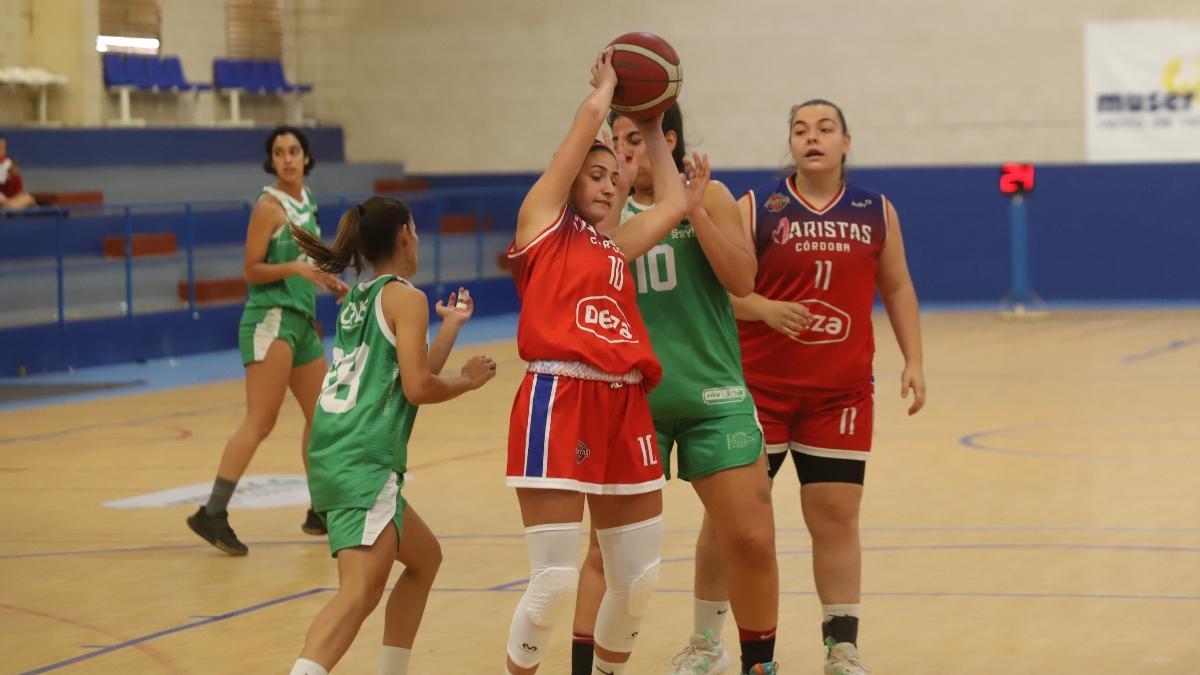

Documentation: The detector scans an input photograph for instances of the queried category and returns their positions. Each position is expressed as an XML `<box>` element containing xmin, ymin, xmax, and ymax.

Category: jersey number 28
<box><xmin>319</xmin><ymin>344</ymin><xmax>370</xmax><ymax>413</ymax></box>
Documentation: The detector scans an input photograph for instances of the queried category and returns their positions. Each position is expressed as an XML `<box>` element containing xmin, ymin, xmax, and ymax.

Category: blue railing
<box><xmin>0</xmin><ymin>186</ymin><xmax>527</xmax><ymax>331</ymax></box>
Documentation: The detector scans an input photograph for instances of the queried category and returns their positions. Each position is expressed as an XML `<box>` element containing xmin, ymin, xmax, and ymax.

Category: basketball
<box><xmin>607</xmin><ymin>32</ymin><xmax>683</xmax><ymax>119</ymax></box>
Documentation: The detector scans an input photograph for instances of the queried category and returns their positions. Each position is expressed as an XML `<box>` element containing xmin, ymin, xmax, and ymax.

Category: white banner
<box><xmin>1085</xmin><ymin>21</ymin><xmax>1200</xmax><ymax>162</ymax></box>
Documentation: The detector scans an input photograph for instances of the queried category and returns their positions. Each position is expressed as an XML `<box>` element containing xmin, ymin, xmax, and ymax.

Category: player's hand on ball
<box><xmin>462</xmin><ymin>355</ymin><xmax>497</xmax><ymax>388</ymax></box>
<box><xmin>901</xmin><ymin>364</ymin><xmax>926</xmax><ymax>415</ymax></box>
<box><xmin>436</xmin><ymin>287</ymin><xmax>474</xmax><ymax>323</ymax></box>
<box><xmin>763</xmin><ymin>299</ymin><xmax>813</xmax><ymax>339</ymax></box>
<box><xmin>590</xmin><ymin>47</ymin><xmax>617</xmax><ymax>90</ymax></box>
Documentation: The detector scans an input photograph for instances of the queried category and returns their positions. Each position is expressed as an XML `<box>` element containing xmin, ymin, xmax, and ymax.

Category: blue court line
<box><xmin>22</xmin><ymin>578</ymin><xmax>1200</xmax><ymax>673</ymax></box>
<box><xmin>960</xmin><ymin>417</ymin><xmax>1200</xmax><ymax>463</ymax></box>
<box><xmin>0</xmin><ymin>313</ymin><xmax>521</xmax><ymax>413</ymax></box>
<box><xmin>1121</xmin><ymin>336</ymin><xmax>1200</xmax><ymax>364</ymax></box>
<box><xmin>19</xmin><ymin>587</ymin><xmax>327</xmax><ymax>674</ymax></box>
<box><xmin>7</xmin><ymin>524</ymin><xmax>1200</xmax><ymax>561</ymax></box>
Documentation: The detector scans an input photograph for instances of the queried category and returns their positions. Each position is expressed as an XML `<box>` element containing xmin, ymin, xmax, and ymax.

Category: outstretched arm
<box><xmin>514</xmin><ymin>49</ymin><xmax>618</xmax><ymax>250</ymax></box>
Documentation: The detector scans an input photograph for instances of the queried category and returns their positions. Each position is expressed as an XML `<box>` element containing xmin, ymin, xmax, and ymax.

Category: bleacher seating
<box><xmin>102</xmin><ymin>53</ymin><xmax>212</xmax><ymax>127</ymax></box>
<box><xmin>0</xmin><ymin>66</ymin><xmax>67</xmax><ymax>126</ymax></box>
<box><xmin>213</xmin><ymin>58</ymin><xmax>312</xmax><ymax>127</ymax></box>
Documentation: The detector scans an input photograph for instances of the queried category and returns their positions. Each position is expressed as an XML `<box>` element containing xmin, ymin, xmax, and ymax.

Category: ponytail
<box><xmin>291</xmin><ymin>197</ymin><xmax>413</xmax><ymax>276</ymax></box>
<box><xmin>292</xmin><ymin>206</ymin><xmax>363</xmax><ymax>274</ymax></box>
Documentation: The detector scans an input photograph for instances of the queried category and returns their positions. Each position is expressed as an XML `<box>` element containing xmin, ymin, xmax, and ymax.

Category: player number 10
<box><xmin>637</xmin><ymin>434</ymin><xmax>658</xmax><ymax>467</ymax></box>
<box><xmin>635</xmin><ymin>244</ymin><xmax>678</xmax><ymax>294</ymax></box>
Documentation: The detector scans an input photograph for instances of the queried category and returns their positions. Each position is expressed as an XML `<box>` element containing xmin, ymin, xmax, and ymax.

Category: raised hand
<box><xmin>681</xmin><ymin>151</ymin><xmax>711</xmax><ymax>215</ymax></box>
<box><xmin>435</xmin><ymin>287</ymin><xmax>475</xmax><ymax>325</ymax></box>
<box><xmin>590</xmin><ymin>47</ymin><xmax>617</xmax><ymax>90</ymax></box>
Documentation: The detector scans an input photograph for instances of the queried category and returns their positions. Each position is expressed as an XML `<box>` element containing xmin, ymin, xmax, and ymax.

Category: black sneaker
<box><xmin>301</xmin><ymin>508</ymin><xmax>326</xmax><ymax>536</ymax></box>
<box><xmin>187</xmin><ymin>506</ymin><xmax>248</xmax><ymax>556</ymax></box>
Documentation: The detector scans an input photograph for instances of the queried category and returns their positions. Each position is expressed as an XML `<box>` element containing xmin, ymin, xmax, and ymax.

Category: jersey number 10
<box><xmin>634</xmin><ymin>244</ymin><xmax>678</xmax><ymax>294</ymax></box>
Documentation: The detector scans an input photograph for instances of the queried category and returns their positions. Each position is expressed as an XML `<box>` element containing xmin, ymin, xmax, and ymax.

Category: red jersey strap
<box><xmin>508</xmin><ymin>203</ymin><xmax>570</xmax><ymax>259</ymax></box>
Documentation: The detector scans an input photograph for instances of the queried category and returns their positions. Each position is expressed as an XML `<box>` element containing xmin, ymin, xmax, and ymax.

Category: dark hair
<box><xmin>263</xmin><ymin>125</ymin><xmax>315</xmax><ymax>175</ymax></box>
<box><xmin>789</xmin><ymin>99</ymin><xmax>849</xmax><ymax>179</ymax></box>
<box><xmin>292</xmin><ymin>196</ymin><xmax>412</xmax><ymax>275</ymax></box>
<box><xmin>607</xmin><ymin>101</ymin><xmax>687</xmax><ymax>172</ymax></box>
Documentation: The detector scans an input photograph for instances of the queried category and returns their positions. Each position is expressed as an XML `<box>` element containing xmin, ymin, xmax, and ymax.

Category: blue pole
<box><xmin>474</xmin><ymin>195</ymin><xmax>485</xmax><ymax>280</ymax></box>
<box><xmin>55</xmin><ymin>209</ymin><xmax>65</xmax><ymax>331</ymax></box>
<box><xmin>1009</xmin><ymin>194</ymin><xmax>1030</xmax><ymax>305</ymax></box>
<box><xmin>432</xmin><ymin>197</ymin><xmax>444</xmax><ymax>299</ymax></box>
<box><xmin>185</xmin><ymin>203</ymin><xmax>196</xmax><ymax>314</ymax></box>
<box><xmin>123</xmin><ymin>205</ymin><xmax>134</xmax><ymax>318</ymax></box>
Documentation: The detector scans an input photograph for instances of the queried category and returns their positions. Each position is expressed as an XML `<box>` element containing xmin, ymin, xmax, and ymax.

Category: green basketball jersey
<box><xmin>623</xmin><ymin>198</ymin><xmax>754</xmax><ymax>419</ymax></box>
<box><xmin>245</xmin><ymin>185</ymin><xmax>320</xmax><ymax>319</ymax></box>
<box><xmin>307</xmin><ymin>275</ymin><xmax>419</xmax><ymax>512</ymax></box>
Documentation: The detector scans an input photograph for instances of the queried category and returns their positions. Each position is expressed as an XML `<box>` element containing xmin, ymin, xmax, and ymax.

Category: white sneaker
<box><xmin>824</xmin><ymin>641</ymin><xmax>868</xmax><ymax>675</ymax></box>
<box><xmin>669</xmin><ymin>631</ymin><xmax>732</xmax><ymax>675</ymax></box>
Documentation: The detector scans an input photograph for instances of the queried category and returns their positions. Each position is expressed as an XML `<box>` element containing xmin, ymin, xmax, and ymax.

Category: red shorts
<box><xmin>749</xmin><ymin>380</ymin><xmax>874</xmax><ymax>460</ymax></box>
<box><xmin>507</xmin><ymin>372</ymin><xmax>666</xmax><ymax>495</ymax></box>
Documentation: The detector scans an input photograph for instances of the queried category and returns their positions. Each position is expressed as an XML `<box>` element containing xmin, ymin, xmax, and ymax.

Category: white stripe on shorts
<box><xmin>252</xmin><ymin>307</ymin><xmax>283</xmax><ymax>361</ymax></box>
<box><xmin>361</xmin><ymin>472</ymin><xmax>399</xmax><ymax>547</ymax></box>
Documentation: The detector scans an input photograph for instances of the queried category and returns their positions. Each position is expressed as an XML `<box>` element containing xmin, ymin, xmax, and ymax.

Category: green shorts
<box><xmin>656</xmin><ymin>413</ymin><xmax>765</xmax><ymax>481</ymax></box>
<box><xmin>237</xmin><ymin>306</ymin><xmax>323</xmax><ymax>367</ymax></box>
<box><xmin>322</xmin><ymin>472</ymin><xmax>407</xmax><ymax>558</ymax></box>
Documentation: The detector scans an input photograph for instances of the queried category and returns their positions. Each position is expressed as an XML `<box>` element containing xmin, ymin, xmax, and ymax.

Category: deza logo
<box><xmin>796</xmin><ymin>299</ymin><xmax>851</xmax><ymax>345</ymax></box>
<box><xmin>1096</xmin><ymin>55</ymin><xmax>1198</xmax><ymax>114</ymax></box>
<box><xmin>576</xmin><ymin>296</ymin><xmax>637</xmax><ymax>343</ymax></box>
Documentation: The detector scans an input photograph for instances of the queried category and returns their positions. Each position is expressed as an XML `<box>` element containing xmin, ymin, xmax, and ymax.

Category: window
<box><xmin>226</xmin><ymin>0</ymin><xmax>283</xmax><ymax>59</ymax></box>
<box><xmin>97</xmin><ymin>0</ymin><xmax>161</xmax><ymax>54</ymax></box>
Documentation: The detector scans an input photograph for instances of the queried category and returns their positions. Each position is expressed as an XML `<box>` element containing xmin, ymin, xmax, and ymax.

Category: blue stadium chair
<box><xmin>269</xmin><ymin>60</ymin><xmax>312</xmax><ymax>94</ymax></box>
<box><xmin>251</xmin><ymin>60</ymin><xmax>281</xmax><ymax>93</ymax></box>
<box><xmin>162</xmin><ymin>56</ymin><xmax>212</xmax><ymax>92</ymax></box>
<box><xmin>213</xmin><ymin>58</ymin><xmax>253</xmax><ymax>127</ymax></box>
<box><xmin>102</xmin><ymin>53</ymin><xmax>143</xmax><ymax>127</ymax></box>
<box><xmin>235</xmin><ymin>59</ymin><xmax>268</xmax><ymax>94</ymax></box>
<box><xmin>124</xmin><ymin>54</ymin><xmax>155</xmax><ymax>92</ymax></box>
<box><xmin>102</xmin><ymin>53</ymin><xmax>131</xmax><ymax>87</ymax></box>
<box><xmin>145</xmin><ymin>56</ymin><xmax>173</xmax><ymax>91</ymax></box>
<box><xmin>213</xmin><ymin>58</ymin><xmax>241</xmax><ymax>91</ymax></box>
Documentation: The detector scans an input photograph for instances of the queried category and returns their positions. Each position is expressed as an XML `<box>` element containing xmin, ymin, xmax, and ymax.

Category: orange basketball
<box><xmin>607</xmin><ymin>32</ymin><xmax>683</xmax><ymax>119</ymax></box>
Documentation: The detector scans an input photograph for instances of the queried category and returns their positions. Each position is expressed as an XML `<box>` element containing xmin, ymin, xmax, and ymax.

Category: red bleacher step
<box><xmin>373</xmin><ymin>178</ymin><xmax>430</xmax><ymax>193</ymax></box>
<box><xmin>102</xmin><ymin>233</ymin><xmax>178</xmax><ymax>258</ymax></box>
<box><xmin>177</xmin><ymin>277</ymin><xmax>247</xmax><ymax>304</ymax></box>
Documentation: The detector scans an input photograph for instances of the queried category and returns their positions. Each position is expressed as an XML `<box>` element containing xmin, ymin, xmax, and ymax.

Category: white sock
<box><xmin>380</xmin><ymin>645</ymin><xmax>411</xmax><ymax>675</ymax></box>
<box><xmin>694</xmin><ymin>597</ymin><xmax>730</xmax><ymax>641</ymax></box>
<box><xmin>593</xmin><ymin>655</ymin><xmax>628</xmax><ymax>674</ymax></box>
<box><xmin>290</xmin><ymin>658</ymin><xmax>328</xmax><ymax>675</ymax></box>
<box><xmin>822</xmin><ymin>603</ymin><xmax>861</xmax><ymax>621</ymax></box>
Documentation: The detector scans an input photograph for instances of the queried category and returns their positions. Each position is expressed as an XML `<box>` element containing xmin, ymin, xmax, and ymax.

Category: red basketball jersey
<box><xmin>739</xmin><ymin>178</ymin><xmax>888</xmax><ymax>395</ymax></box>
<box><xmin>508</xmin><ymin>204</ymin><xmax>662</xmax><ymax>388</ymax></box>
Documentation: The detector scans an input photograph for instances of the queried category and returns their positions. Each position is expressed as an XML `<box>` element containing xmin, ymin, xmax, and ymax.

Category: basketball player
<box><xmin>287</xmin><ymin>197</ymin><xmax>497</xmax><ymax>675</ymax></box>
<box><xmin>570</xmin><ymin>104</ymin><xmax>783</xmax><ymax>675</ymax></box>
<box><xmin>187</xmin><ymin>126</ymin><xmax>350</xmax><ymax>556</ymax></box>
<box><xmin>729</xmin><ymin>100</ymin><xmax>927</xmax><ymax>675</ymax></box>
<box><xmin>502</xmin><ymin>48</ymin><xmax>687</xmax><ymax>675</ymax></box>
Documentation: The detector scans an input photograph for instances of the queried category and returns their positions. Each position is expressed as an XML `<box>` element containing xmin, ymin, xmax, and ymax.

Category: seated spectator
<box><xmin>0</xmin><ymin>134</ymin><xmax>36</xmax><ymax>210</ymax></box>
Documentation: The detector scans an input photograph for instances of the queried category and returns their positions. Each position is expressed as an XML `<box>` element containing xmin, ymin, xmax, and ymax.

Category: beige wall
<box><xmin>19</xmin><ymin>0</ymin><xmax>102</xmax><ymax>126</ymax></box>
<box><xmin>0</xmin><ymin>0</ymin><xmax>31</xmax><ymax>122</ymax></box>
<box><xmin>288</xmin><ymin>0</ymin><xmax>1200</xmax><ymax>171</ymax></box>
<box><xmin>5</xmin><ymin>0</ymin><xmax>1200</xmax><ymax>167</ymax></box>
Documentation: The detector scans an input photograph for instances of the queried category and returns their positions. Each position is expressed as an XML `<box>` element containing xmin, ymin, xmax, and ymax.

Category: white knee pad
<box><xmin>593</xmin><ymin>515</ymin><xmax>663</xmax><ymax>653</ymax></box>
<box><xmin>506</xmin><ymin>522</ymin><xmax>581</xmax><ymax>668</ymax></box>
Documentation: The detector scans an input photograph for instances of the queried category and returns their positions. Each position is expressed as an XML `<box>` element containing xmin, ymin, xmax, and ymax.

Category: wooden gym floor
<box><xmin>2</xmin><ymin>308</ymin><xmax>1198</xmax><ymax>674</ymax></box>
